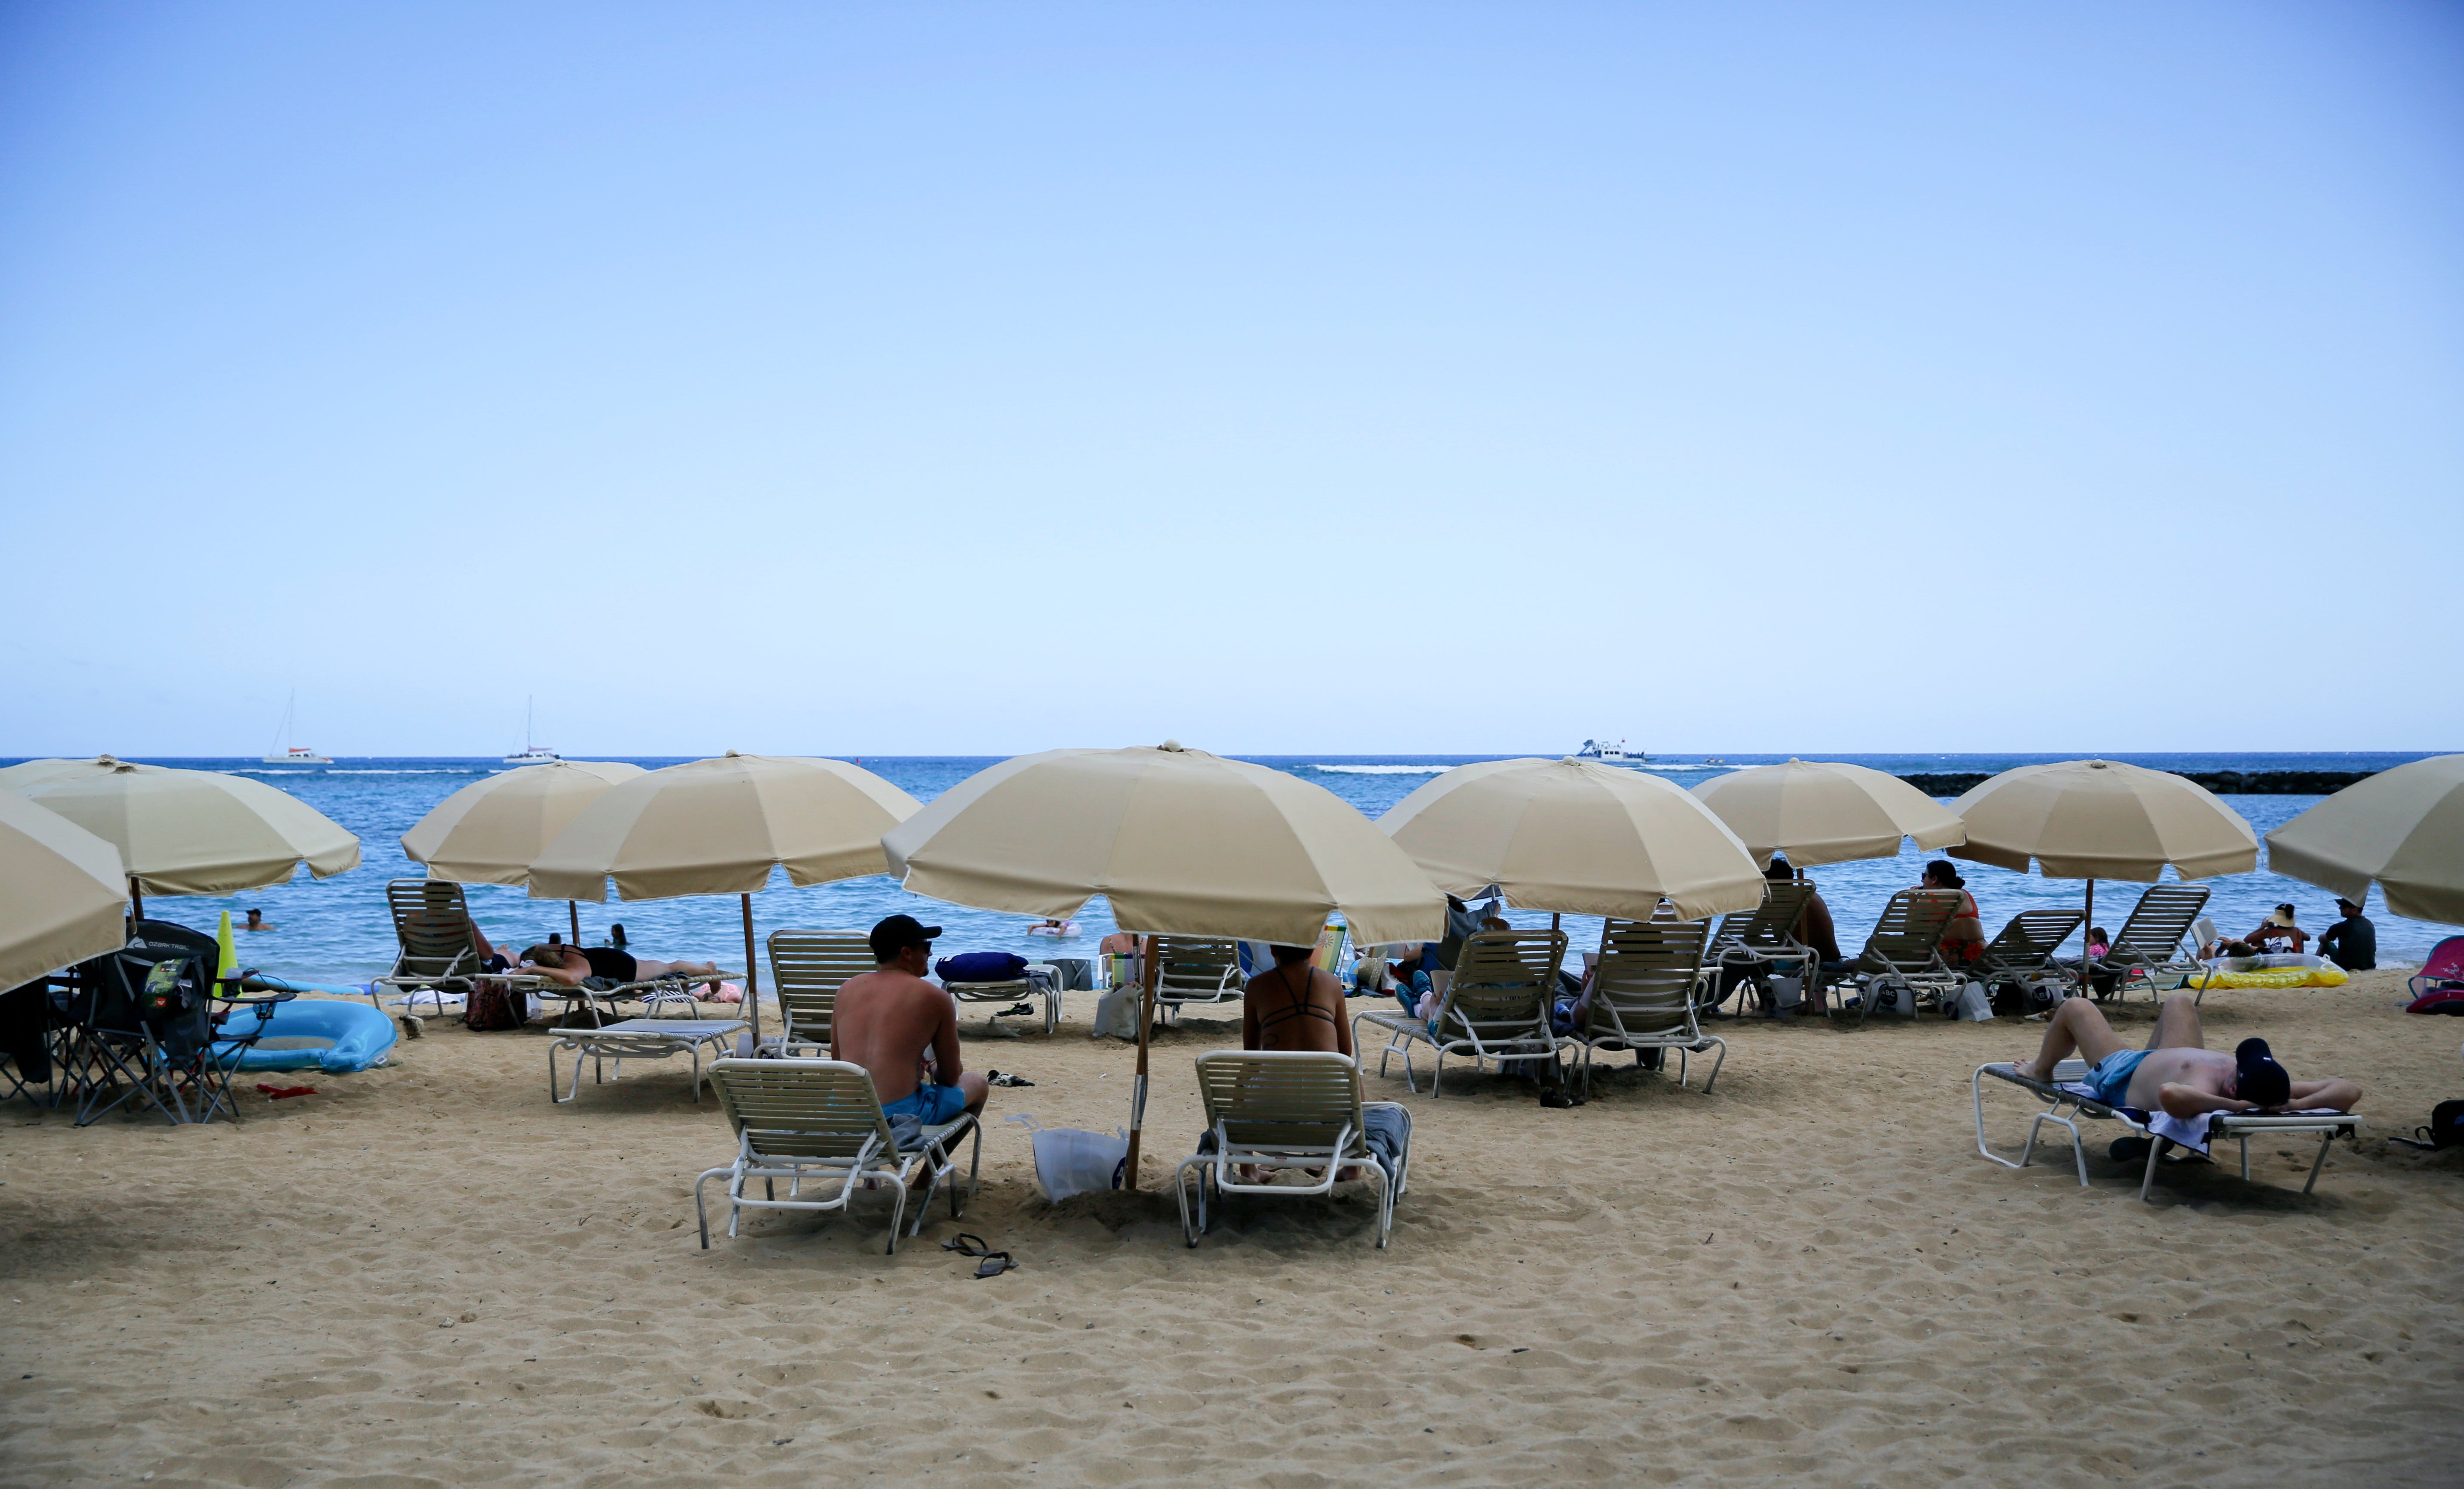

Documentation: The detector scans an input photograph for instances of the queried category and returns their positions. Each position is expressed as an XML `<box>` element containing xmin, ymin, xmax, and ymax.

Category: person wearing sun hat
<box><xmin>2316</xmin><ymin>896</ymin><xmax>2377</xmax><ymax>971</ymax></box>
<box><xmin>2244</xmin><ymin>903</ymin><xmax>2309</xmax><ymax>955</ymax></box>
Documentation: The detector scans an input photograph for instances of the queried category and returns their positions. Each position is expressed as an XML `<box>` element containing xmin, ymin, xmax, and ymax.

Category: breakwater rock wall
<box><xmin>1897</xmin><ymin>770</ymin><xmax>2377</xmax><ymax>797</ymax></box>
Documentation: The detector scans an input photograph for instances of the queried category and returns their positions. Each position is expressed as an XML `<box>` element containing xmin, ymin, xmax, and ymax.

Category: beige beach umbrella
<box><xmin>526</xmin><ymin>753</ymin><xmax>924</xmax><ymax>1045</ymax></box>
<box><xmin>1380</xmin><ymin>757</ymin><xmax>1765</xmax><ymax>922</ymax></box>
<box><xmin>402</xmin><ymin>760</ymin><xmax>647</xmax><ymax>943</ymax></box>
<box><xmin>1949</xmin><ymin>759</ymin><xmax>2257</xmax><ymax>955</ymax></box>
<box><xmin>0</xmin><ymin>788</ymin><xmax>130</xmax><ymax>990</ymax></box>
<box><xmin>2265</xmin><ymin>754</ymin><xmax>2464</xmax><ymax>925</ymax></box>
<box><xmin>10</xmin><ymin>756</ymin><xmax>362</xmax><ymax>920</ymax></box>
<box><xmin>1690</xmin><ymin>758</ymin><xmax>1966</xmax><ymax>869</ymax></box>
<box><xmin>882</xmin><ymin>741</ymin><xmax>1446</xmax><ymax>1186</ymax></box>
<box><xmin>0</xmin><ymin>758</ymin><xmax>87</xmax><ymax>790</ymax></box>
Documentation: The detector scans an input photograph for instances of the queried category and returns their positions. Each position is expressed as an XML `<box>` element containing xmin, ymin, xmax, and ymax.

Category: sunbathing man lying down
<box><xmin>2015</xmin><ymin>993</ymin><xmax>2360</xmax><ymax>1118</ymax></box>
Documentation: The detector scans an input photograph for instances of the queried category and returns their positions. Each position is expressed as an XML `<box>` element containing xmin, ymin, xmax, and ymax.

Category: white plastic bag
<box><xmin>1768</xmin><ymin>975</ymin><xmax>1803</xmax><ymax>1012</ymax></box>
<box><xmin>1008</xmin><ymin>1115</ymin><xmax>1127</xmax><ymax>1202</ymax></box>
<box><xmin>1955</xmin><ymin>980</ymin><xmax>1994</xmax><ymax>1021</ymax></box>
<box><xmin>1091</xmin><ymin>984</ymin><xmax>1142</xmax><ymax>1039</ymax></box>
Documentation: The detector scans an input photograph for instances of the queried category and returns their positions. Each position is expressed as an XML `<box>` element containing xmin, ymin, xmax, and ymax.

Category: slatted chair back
<box><xmin>1195</xmin><ymin>1050</ymin><xmax>1366</xmax><ymax>1158</ymax></box>
<box><xmin>708</xmin><ymin>1058</ymin><xmax>899</xmax><ymax>1162</ymax></box>
<box><xmin>1978</xmin><ymin>910</ymin><xmax>2087</xmax><ymax>974</ymax></box>
<box><xmin>766</xmin><ymin>931</ymin><xmax>875</xmax><ymax>1048</ymax></box>
<box><xmin>1584</xmin><ymin>917</ymin><xmax>1713</xmax><ymax>1042</ymax></box>
<box><xmin>386</xmin><ymin>879</ymin><xmax>483</xmax><ymax>978</ymax></box>
<box><xmin>1709</xmin><ymin>880</ymin><xmax>1816</xmax><ymax>957</ymax></box>
<box><xmin>1153</xmin><ymin>937</ymin><xmax>1243</xmax><ymax>1004</ymax></box>
<box><xmin>1856</xmin><ymin>890</ymin><xmax>1964</xmax><ymax>974</ymax></box>
<box><xmin>1432</xmin><ymin>928</ymin><xmax>1566</xmax><ymax>1045</ymax></box>
<box><xmin>2108</xmin><ymin>886</ymin><xmax>2210</xmax><ymax>964</ymax></box>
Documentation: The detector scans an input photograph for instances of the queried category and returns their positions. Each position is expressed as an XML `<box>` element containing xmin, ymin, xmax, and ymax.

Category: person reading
<box><xmin>832</xmin><ymin>914</ymin><xmax>987</xmax><ymax>1126</ymax></box>
<box><xmin>2013</xmin><ymin>992</ymin><xmax>2360</xmax><ymax>1118</ymax></box>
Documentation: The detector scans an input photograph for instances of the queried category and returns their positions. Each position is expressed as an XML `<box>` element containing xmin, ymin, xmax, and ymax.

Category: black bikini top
<box><xmin>1254</xmin><ymin>963</ymin><xmax>1337</xmax><ymax>1030</ymax></box>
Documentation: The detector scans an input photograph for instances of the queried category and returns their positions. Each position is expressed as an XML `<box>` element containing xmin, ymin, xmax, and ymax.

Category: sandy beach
<box><xmin>4</xmin><ymin>972</ymin><xmax>2459</xmax><ymax>1487</ymax></box>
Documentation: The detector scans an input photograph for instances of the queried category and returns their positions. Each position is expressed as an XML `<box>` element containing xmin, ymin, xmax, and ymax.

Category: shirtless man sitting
<box><xmin>2014</xmin><ymin>993</ymin><xmax>2360</xmax><ymax>1118</ymax></box>
<box><xmin>832</xmin><ymin>915</ymin><xmax>987</xmax><ymax>1126</ymax></box>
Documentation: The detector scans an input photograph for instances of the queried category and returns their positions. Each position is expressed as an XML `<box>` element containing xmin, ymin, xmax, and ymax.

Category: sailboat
<box><xmin>261</xmin><ymin>692</ymin><xmax>333</xmax><ymax>765</ymax></box>
<box><xmin>504</xmin><ymin>697</ymin><xmax>561</xmax><ymax>765</ymax></box>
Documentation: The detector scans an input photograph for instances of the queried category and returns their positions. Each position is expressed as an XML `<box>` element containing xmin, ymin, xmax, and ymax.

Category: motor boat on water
<box><xmin>1575</xmin><ymin>738</ymin><xmax>1648</xmax><ymax>765</ymax></box>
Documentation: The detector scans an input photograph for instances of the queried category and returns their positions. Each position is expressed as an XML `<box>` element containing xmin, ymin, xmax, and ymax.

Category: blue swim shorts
<box><xmin>881</xmin><ymin>1083</ymin><xmax>971</xmax><ymax>1125</ymax></box>
<box><xmin>2086</xmin><ymin>1048</ymin><xmax>2149</xmax><ymax>1107</ymax></box>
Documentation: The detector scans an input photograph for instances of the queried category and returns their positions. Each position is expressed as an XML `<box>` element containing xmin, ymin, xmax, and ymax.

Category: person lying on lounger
<box><xmin>2013</xmin><ymin>993</ymin><xmax>2360</xmax><ymax>1118</ymax></box>
<box><xmin>520</xmin><ymin>943</ymin><xmax>725</xmax><ymax>999</ymax></box>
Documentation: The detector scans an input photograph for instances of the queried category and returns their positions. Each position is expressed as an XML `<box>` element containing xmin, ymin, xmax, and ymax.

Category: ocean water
<box><xmin>8</xmin><ymin>751</ymin><xmax>2447</xmax><ymax>983</ymax></box>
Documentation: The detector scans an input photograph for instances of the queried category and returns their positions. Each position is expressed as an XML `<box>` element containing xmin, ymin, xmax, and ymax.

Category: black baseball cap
<box><xmin>2234</xmin><ymin>1038</ymin><xmax>2291</xmax><ymax>1107</ymax></box>
<box><xmin>869</xmin><ymin>913</ymin><xmax>942</xmax><ymax>961</ymax></box>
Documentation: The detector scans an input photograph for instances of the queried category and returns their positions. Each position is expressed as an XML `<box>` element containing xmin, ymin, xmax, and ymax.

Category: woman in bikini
<box><xmin>1239</xmin><ymin>943</ymin><xmax>1358</xmax><ymax>1178</ymax></box>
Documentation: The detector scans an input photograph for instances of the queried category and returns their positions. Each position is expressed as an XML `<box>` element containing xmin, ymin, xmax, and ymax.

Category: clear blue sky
<box><xmin>3</xmin><ymin>3</ymin><xmax>2457</xmax><ymax>758</ymax></box>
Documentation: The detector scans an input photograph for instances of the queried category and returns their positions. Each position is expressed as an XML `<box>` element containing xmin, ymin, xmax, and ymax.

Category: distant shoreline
<box><xmin>1898</xmin><ymin>769</ymin><xmax>2377</xmax><ymax>797</ymax></box>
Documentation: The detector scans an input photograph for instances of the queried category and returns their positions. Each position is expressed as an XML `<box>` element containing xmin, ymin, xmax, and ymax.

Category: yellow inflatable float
<box><xmin>2185</xmin><ymin>955</ymin><xmax>2349</xmax><ymax>991</ymax></box>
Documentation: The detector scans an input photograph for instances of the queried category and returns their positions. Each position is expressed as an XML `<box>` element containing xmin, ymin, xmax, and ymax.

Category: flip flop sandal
<box><xmin>986</xmin><ymin>1070</ymin><xmax>1035</xmax><ymax>1087</ymax></box>
<box><xmin>940</xmin><ymin>1234</ymin><xmax>1016</xmax><ymax>1278</ymax></box>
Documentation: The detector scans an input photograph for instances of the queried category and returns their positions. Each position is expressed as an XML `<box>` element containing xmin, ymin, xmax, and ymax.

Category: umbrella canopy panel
<box><xmin>402</xmin><ymin>760</ymin><xmax>647</xmax><ymax>884</ymax></box>
<box><xmin>882</xmin><ymin>743</ymin><xmax>1446</xmax><ymax>947</ymax></box>
<box><xmin>1949</xmin><ymin>760</ymin><xmax>2255</xmax><ymax>882</ymax></box>
<box><xmin>527</xmin><ymin>752</ymin><xmax>921</xmax><ymax>903</ymax></box>
<box><xmin>0</xmin><ymin>788</ymin><xmax>130</xmax><ymax>990</ymax></box>
<box><xmin>2266</xmin><ymin>754</ymin><xmax>2464</xmax><ymax>924</ymax></box>
<box><xmin>10</xmin><ymin>757</ymin><xmax>361</xmax><ymax>895</ymax></box>
<box><xmin>1381</xmin><ymin>757</ymin><xmax>1765</xmax><ymax>922</ymax></box>
<box><xmin>1691</xmin><ymin>758</ymin><xmax>1966</xmax><ymax>869</ymax></box>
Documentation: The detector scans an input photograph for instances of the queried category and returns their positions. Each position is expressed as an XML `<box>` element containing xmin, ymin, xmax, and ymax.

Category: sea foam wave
<box><xmin>1310</xmin><ymin>763</ymin><xmax>1452</xmax><ymax>775</ymax></box>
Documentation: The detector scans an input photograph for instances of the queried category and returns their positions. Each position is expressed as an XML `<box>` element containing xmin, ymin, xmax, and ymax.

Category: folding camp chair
<box><xmin>2092</xmin><ymin>886</ymin><xmax>2210</xmax><ymax>1002</ymax></box>
<box><xmin>694</xmin><ymin>1058</ymin><xmax>980</xmax><ymax>1254</ymax></box>
<box><xmin>1353</xmin><ymin>928</ymin><xmax>1567</xmax><ymax>1096</ymax></box>
<box><xmin>1573</xmin><ymin>917</ymin><xmax>1725</xmax><ymax>1095</ymax></box>
<box><xmin>1175</xmin><ymin>1050</ymin><xmax>1409</xmax><ymax>1249</ymax></box>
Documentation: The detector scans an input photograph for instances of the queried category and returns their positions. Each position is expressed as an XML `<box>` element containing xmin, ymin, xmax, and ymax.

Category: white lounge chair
<box><xmin>1825</xmin><ymin>889</ymin><xmax>1965</xmax><ymax>1022</ymax></box>
<box><xmin>764</xmin><ymin>930</ymin><xmax>876</xmax><ymax>1055</ymax></box>
<box><xmin>1152</xmin><ymin>937</ymin><xmax>1244</xmax><ymax>1024</ymax></box>
<box><xmin>693</xmin><ymin>1057</ymin><xmax>981</xmax><ymax>1253</ymax></box>
<box><xmin>1173</xmin><ymin>1050</ymin><xmax>1410</xmax><ymax>1249</ymax></box>
<box><xmin>1572</xmin><ymin>917</ymin><xmax>1725</xmax><ymax>1095</ymax></box>
<box><xmin>2093</xmin><ymin>885</ymin><xmax>2211</xmax><ymax>1002</ymax></box>
<box><xmin>546</xmin><ymin>1018</ymin><xmax>746</xmax><ymax>1104</ymax></box>
<box><xmin>373</xmin><ymin>879</ymin><xmax>549</xmax><ymax>1017</ymax></box>
<box><xmin>1972</xmin><ymin>1058</ymin><xmax>2362</xmax><ymax>1202</ymax></box>
<box><xmin>944</xmin><ymin>962</ymin><xmax>1062</xmax><ymax>1036</ymax></box>
<box><xmin>1352</xmin><ymin>928</ymin><xmax>1567</xmax><ymax>1097</ymax></box>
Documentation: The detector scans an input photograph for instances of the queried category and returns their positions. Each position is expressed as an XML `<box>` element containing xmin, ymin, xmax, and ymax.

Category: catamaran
<box><xmin>504</xmin><ymin>697</ymin><xmax>561</xmax><ymax>765</ymax></box>
<box><xmin>261</xmin><ymin>692</ymin><xmax>332</xmax><ymax>765</ymax></box>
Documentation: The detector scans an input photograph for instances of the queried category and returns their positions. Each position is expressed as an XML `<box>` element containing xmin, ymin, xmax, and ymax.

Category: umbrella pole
<box><xmin>129</xmin><ymin>878</ymin><xmax>144</xmax><ymax>928</ymax></box>
<box><xmin>2081</xmin><ymin>879</ymin><xmax>2095</xmax><ymax>999</ymax></box>
<box><xmin>741</xmin><ymin>893</ymin><xmax>760</xmax><ymax>1048</ymax></box>
<box><xmin>1123</xmin><ymin>935</ymin><xmax>1160</xmax><ymax>1190</ymax></box>
<box><xmin>569</xmin><ymin>901</ymin><xmax>581</xmax><ymax>946</ymax></box>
